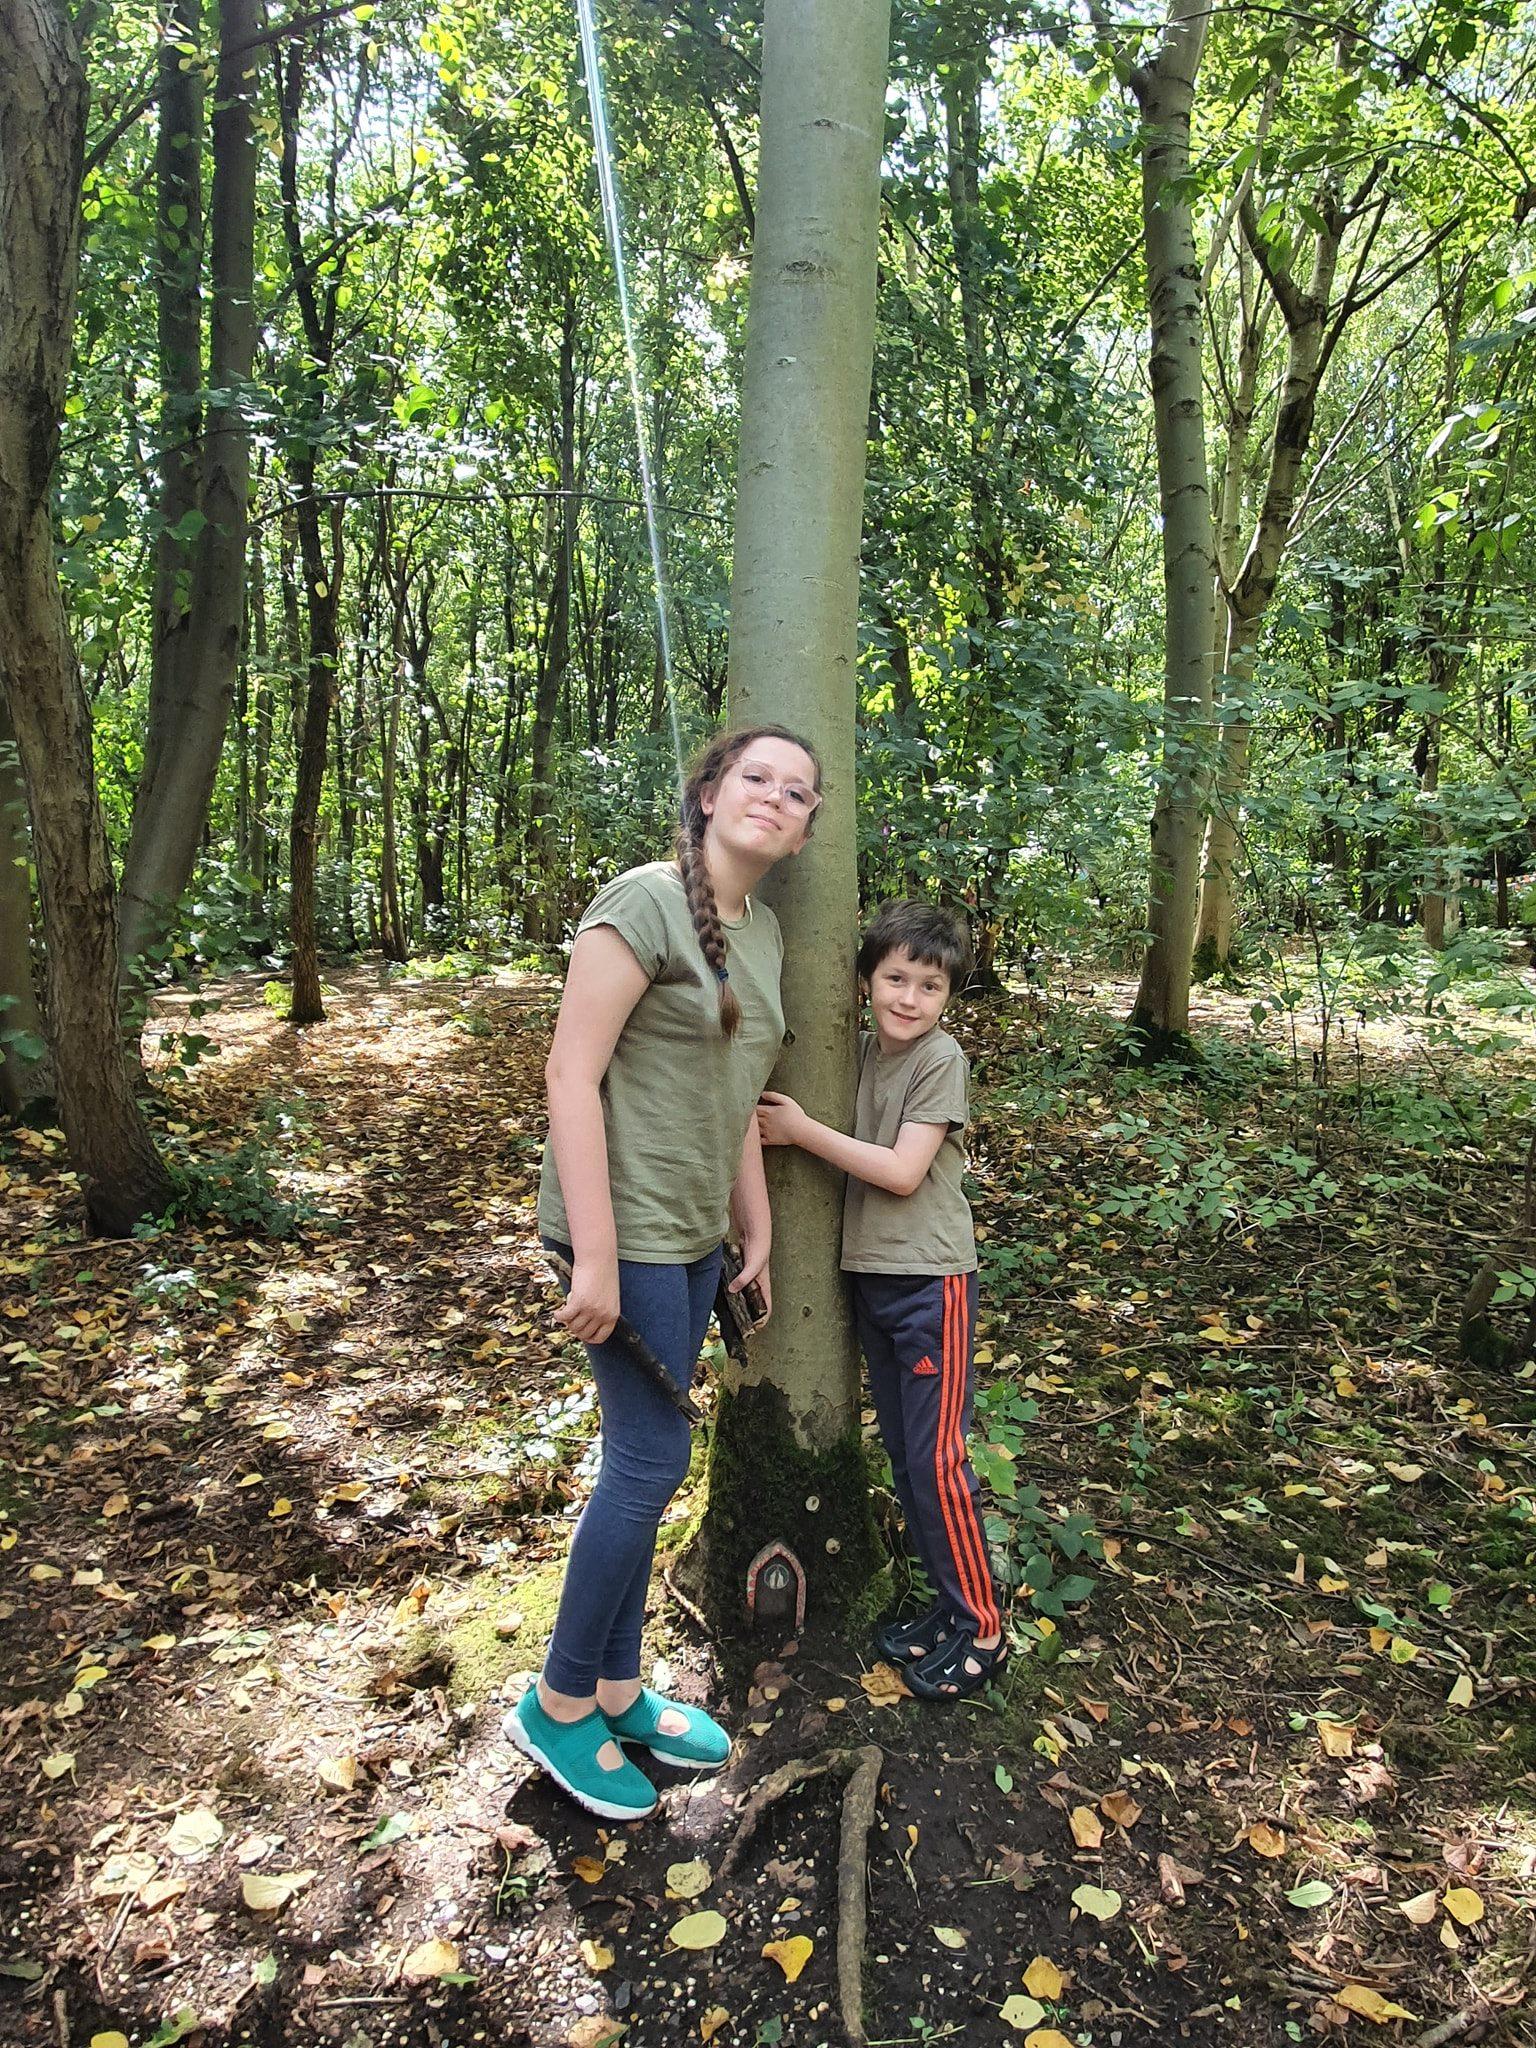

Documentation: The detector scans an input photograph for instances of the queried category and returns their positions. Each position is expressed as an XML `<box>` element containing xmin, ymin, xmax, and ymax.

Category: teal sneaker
<box><xmin>503</xmin><ymin>1688</ymin><xmax>658</xmax><ymax>1821</ymax></box>
<box><xmin>606</xmin><ymin>1688</ymin><xmax>731</xmax><ymax>1770</ymax></box>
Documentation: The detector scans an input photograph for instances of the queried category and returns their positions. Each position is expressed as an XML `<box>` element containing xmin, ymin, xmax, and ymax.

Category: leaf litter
<box><xmin>0</xmin><ymin>965</ymin><xmax>1532</xmax><ymax>2046</ymax></box>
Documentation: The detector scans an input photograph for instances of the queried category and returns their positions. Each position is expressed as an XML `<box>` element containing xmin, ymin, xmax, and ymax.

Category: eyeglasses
<box><xmin>736</xmin><ymin>760</ymin><xmax>822</xmax><ymax>816</ymax></box>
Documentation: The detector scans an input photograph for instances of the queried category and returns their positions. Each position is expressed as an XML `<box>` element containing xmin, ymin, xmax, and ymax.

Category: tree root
<box><xmin>660</xmin><ymin>1564</ymin><xmax>709</xmax><ymax>1635</ymax></box>
<box><xmin>718</xmin><ymin>1743</ymin><xmax>884</xmax><ymax>2047</ymax></box>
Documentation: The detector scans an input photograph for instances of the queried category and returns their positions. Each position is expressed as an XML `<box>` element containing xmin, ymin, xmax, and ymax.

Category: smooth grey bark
<box><xmin>1111</xmin><ymin>0</ymin><xmax>1217</xmax><ymax>1050</ymax></box>
<box><xmin>700</xmin><ymin>0</ymin><xmax>892</xmax><ymax>1623</ymax></box>
<box><xmin>0</xmin><ymin>0</ymin><xmax>172</xmax><ymax>1225</ymax></box>
<box><xmin>118</xmin><ymin>0</ymin><xmax>260</xmax><ymax>983</ymax></box>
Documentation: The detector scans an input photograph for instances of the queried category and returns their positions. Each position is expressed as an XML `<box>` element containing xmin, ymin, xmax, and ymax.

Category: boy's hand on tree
<box><xmin>756</xmin><ymin>1090</ymin><xmax>807</xmax><ymax>1148</ymax></box>
<box><xmin>557</xmin><ymin>1257</ymin><xmax>620</xmax><ymax>1344</ymax></box>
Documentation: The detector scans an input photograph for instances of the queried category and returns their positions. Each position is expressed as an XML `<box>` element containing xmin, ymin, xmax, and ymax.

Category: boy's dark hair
<box><xmin>857</xmin><ymin>899</ymin><xmax>974</xmax><ymax>990</ymax></box>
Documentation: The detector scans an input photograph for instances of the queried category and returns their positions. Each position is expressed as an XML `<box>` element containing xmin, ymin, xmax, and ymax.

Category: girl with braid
<box><xmin>506</xmin><ymin>725</ymin><xmax>823</xmax><ymax>1820</ymax></box>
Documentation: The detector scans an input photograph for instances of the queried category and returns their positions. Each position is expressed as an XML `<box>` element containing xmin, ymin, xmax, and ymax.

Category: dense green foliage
<box><xmin>16</xmin><ymin>0</ymin><xmax>1536</xmax><ymax>998</ymax></box>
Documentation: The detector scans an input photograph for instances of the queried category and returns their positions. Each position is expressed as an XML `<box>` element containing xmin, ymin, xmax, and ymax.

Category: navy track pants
<box><xmin>852</xmin><ymin>1270</ymin><xmax>1000</xmax><ymax>1638</ymax></box>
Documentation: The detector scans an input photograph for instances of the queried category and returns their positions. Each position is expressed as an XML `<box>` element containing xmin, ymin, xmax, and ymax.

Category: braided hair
<box><xmin>675</xmin><ymin>724</ymin><xmax>822</xmax><ymax>1037</ymax></box>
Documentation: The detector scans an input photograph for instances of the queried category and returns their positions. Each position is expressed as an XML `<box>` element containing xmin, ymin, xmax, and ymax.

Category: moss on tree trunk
<box><xmin>685</xmin><ymin>1379</ymin><xmax>886</xmax><ymax>1639</ymax></box>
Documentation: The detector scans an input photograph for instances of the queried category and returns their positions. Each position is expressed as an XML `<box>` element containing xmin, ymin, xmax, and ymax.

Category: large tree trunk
<box><xmin>1119</xmin><ymin>0</ymin><xmax>1216</xmax><ymax>1054</ymax></box>
<box><xmin>118</xmin><ymin>0</ymin><xmax>260</xmax><ymax>983</ymax></box>
<box><xmin>0</xmin><ymin>0</ymin><xmax>172</xmax><ymax>1226</ymax></box>
<box><xmin>696</xmin><ymin>0</ymin><xmax>891</xmax><ymax>1630</ymax></box>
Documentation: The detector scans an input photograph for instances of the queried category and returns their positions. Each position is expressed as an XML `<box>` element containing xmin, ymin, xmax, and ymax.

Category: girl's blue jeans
<box><xmin>540</xmin><ymin>1240</ymin><xmax>722</xmax><ymax>1696</ymax></box>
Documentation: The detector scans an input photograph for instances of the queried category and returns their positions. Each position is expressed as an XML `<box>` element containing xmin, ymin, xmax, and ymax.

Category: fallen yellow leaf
<box><xmin>665</xmin><ymin>1858</ymin><xmax>711</xmax><ymax>1900</ymax></box>
<box><xmin>1336</xmin><ymin>1983</ymin><xmax>1418</xmax><ymax>2024</ymax></box>
<box><xmin>579</xmin><ymin>1938</ymin><xmax>614</xmax><ymax>1971</ymax></box>
<box><xmin>1448</xmin><ymin>1673</ymin><xmax>1474</xmax><ymax>1708</ymax></box>
<box><xmin>1399</xmin><ymin>1890</ymin><xmax>1439</xmax><ymax>1926</ymax></box>
<box><xmin>700</xmin><ymin>2011</ymin><xmax>729</xmax><ymax>2044</ymax></box>
<box><xmin>401</xmin><ymin>1938</ymin><xmax>460</xmax><ymax>1982</ymax></box>
<box><xmin>1070</xmin><ymin>1883</ymin><xmax>1121</xmax><ymax>1921</ymax></box>
<box><xmin>1068</xmin><ymin>1805</ymin><xmax>1103</xmax><ymax>1849</ymax></box>
<box><xmin>167</xmin><ymin>1807</ymin><xmax>224</xmax><ymax>1859</ymax></box>
<box><xmin>859</xmin><ymin>1663</ymin><xmax>911</xmax><ymax>1707</ymax></box>
<box><xmin>1022</xmin><ymin>1956</ymin><xmax>1065</xmax><ymax>2000</ymax></box>
<box><xmin>1246</xmin><ymin>1822</ymin><xmax>1286</xmax><ymax>1858</ymax></box>
<box><xmin>670</xmin><ymin>1910</ymin><xmax>727</xmax><ymax>1951</ymax></box>
<box><xmin>317</xmin><ymin>1756</ymin><xmax>357</xmax><ymax>1794</ymax></box>
<box><xmin>241</xmin><ymin>1869</ymin><xmax>315</xmax><ymax>1913</ymax></box>
<box><xmin>762</xmin><ymin>1934</ymin><xmax>813</xmax><ymax>1981</ymax></box>
<box><xmin>1024</xmin><ymin>2032</ymin><xmax>1077</xmax><ymax>2048</ymax></box>
<box><xmin>932</xmin><ymin>1925</ymin><xmax>967</xmax><ymax>1949</ymax></box>
<box><xmin>570</xmin><ymin>2011</ymin><xmax>615</xmax><ymax>2044</ymax></box>
<box><xmin>1317</xmin><ymin>1720</ymin><xmax>1354</xmax><ymax>1758</ymax></box>
<box><xmin>1442</xmin><ymin>1886</ymin><xmax>1483</xmax><ymax>1926</ymax></box>
<box><xmin>571</xmin><ymin>1856</ymin><xmax>607</xmax><ymax>1884</ymax></box>
<box><xmin>1099</xmin><ymin>1789</ymin><xmax>1142</xmax><ymax>1829</ymax></box>
<box><xmin>1000</xmin><ymin>1994</ymin><xmax>1046</xmax><ymax>2030</ymax></box>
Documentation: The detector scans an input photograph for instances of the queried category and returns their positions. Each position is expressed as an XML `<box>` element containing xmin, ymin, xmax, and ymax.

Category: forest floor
<box><xmin>1</xmin><ymin>956</ymin><xmax>1534</xmax><ymax>2048</ymax></box>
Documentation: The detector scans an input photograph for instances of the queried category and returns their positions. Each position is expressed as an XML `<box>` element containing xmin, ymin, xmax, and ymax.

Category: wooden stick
<box><xmin>1413</xmin><ymin>2010</ymin><xmax>1492</xmax><ymax>2048</ymax></box>
<box><xmin>543</xmin><ymin>1253</ymin><xmax>701</xmax><ymax>1423</ymax></box>
<box><xmin>836</xmin><ymin>1746</ymin><xmax>882</xmax><ymax>2048</ymax></box>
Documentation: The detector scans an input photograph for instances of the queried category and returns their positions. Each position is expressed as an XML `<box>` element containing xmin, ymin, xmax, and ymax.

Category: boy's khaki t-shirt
<box><xmin>538</xmin><ymin>861</ymin><xmax>785</xmax><ymax>1264</ymax></box>
<box><xmin>840</xmin><ymin>1026</ymin><xmax>976</xmax><ymax>1276</ymax></box>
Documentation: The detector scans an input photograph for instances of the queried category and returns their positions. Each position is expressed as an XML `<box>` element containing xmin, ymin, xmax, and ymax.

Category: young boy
<box><xmin>756</xmin><ymin>899</ymin><xmax>1004</xmax><ymax>1699</ymax></box>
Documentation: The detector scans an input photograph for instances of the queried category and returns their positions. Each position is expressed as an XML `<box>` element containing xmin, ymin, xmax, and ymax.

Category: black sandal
<box><xmin>874</xmin><ymin>1603</ymin><xmax>951</xmax><ymax>1663</ymax></box>
<box><xmin>905</xmin><ymin>1627</ymin><xmax>1008</xmax><ymax>1700</ymax></box>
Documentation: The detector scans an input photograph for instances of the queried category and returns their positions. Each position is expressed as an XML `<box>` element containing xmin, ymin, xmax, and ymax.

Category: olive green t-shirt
<box><xmin>840</xmin><ymin>1026</ymin><xmax>975</xmax><ymax>1276</ymax></box>
<box><xmin>538</xmin><ymin>861</ymin><xmax>785</xmax><ymax>1264</ymax></box>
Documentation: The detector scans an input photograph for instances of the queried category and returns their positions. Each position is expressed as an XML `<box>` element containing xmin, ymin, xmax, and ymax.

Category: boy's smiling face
<box><xmin>865</xmin><ymin>945</ymin><xmax>951</xmax><ymax>1052</ymax></box>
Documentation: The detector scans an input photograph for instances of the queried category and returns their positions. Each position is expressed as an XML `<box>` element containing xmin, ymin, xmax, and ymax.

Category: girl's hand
<box><xmin>556</xmin><ymin>1257</ymin><xmax>621</xmax><ymax>1344</ymax></box>
<box><xmin>730</xmin><ymin>1238</ymin><xmax>772</xmax><ymax>1328</ymax></box>
<box><xmin>756</xmin><ymin>1090</ymin><xmax>807</xmax><ymax>1148</ymax></box>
